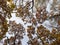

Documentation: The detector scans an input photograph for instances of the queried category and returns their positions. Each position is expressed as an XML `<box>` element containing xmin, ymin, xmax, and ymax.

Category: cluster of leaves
<box><xmin>0</xmin><ymin>0</ymin><xmax>15</xmax><ymax>39</ymax></box>
<box><xmin>3</xmin><ymin>21</ymin><xmax>25</xmax><ymax>45</ymax></box>
<box><xmin>27</xmin><ymin>25</ymin><xmax>35</xmax><ymax>38</ymax></box>
<box><xmin>0</xmin><ymin>15</ymin><xmax>8</xmax><ymax>39</ymax></box>
<box><xmin>9</xmin><ymin>21</ymin><xmax>25</xmax><ymax>39</ymax></box>
<box><xmin>17</xmin><ymin>4</ymin><xmax>48</xmax><ymax>25</ymax></box>
<box><xmin>16</xmin><ymin>1</ymin><xmax>32</xmax><ymax>17</ymax></box>
<box><xmin>0</xmin><ymin>0</ymin><xmax>15</xmax><ymax>18</ymax></box>
<box><xmin>27</xmin><ymin>25</ymin><xmax>60</xmax><ymax>45</ymax></box>
<box><xmin>35</xmin><ymin>6</ymin><xmax>48</xmax><ymax>23</ymax></box>
<box><xmin>3</xmin><ymin>36</ymin><xmax>22</xmax><ymax>45</ymax></box>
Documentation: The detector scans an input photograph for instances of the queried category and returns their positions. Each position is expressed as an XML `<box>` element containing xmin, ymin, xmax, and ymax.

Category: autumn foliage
<box><xmin>0</xmin><ymin>0</ymin><xmax>60</xmax><ymax>45</ymax></box>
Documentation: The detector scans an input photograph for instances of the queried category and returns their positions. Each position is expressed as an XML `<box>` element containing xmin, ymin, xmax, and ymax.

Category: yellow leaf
<box><xmin>7</xmin><ymin>0</ymin><xmax>12</xmax><ymax>6</ymax></box>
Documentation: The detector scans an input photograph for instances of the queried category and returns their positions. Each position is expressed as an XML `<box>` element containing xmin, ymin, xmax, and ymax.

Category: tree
<box><xmin>0</xmin><ymin>0</ymin><xmax>60</xmax><ymax>45</ymax></box>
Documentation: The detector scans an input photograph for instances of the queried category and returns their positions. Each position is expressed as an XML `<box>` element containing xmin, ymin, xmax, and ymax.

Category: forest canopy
<box><xmin>0</xmin><ymin>0</ymin><xmax>60</xmax><ymax>45</ymax></box>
